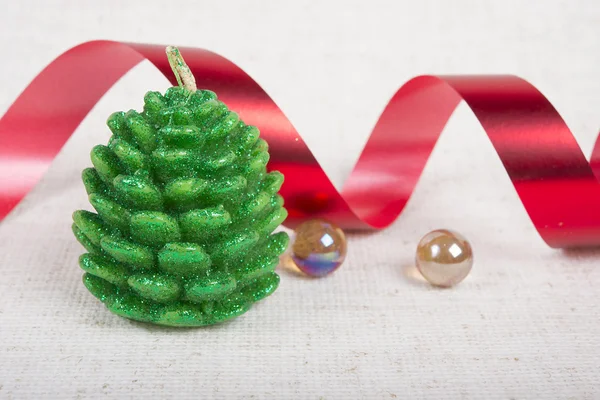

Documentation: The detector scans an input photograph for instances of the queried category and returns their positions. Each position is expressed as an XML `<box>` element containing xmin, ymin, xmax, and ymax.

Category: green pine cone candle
<box><xmin>72</xmin><ymin>46</ymin><xmax>289</xmax><ymax>327</ymax></box>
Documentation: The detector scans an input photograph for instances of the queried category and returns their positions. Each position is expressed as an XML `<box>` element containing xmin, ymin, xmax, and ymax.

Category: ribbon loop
<box><xmin>1</xmin><ymin>40</ymin><xmax>599</xmax><ymax>248</ymax></box>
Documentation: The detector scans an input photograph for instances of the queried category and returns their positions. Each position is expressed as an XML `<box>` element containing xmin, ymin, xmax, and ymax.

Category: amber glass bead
<box><xmin>416</xmin><ymin>229</ymin><xmax>473</xmax><ymax>287</ymax></box>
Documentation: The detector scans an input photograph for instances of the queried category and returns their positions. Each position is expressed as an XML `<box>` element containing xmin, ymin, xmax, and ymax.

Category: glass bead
<box><xmin>291</xmin><ymin>219</ymin><xmax>347</xmax><ymax>277</ymax></box>
<box><xmin>415</xmin><ymin>229</ymin><xmax>473</xmax><ymax>287</ymax></box>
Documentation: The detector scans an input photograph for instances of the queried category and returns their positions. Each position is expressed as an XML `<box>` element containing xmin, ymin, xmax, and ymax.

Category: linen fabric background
<box><xmin>0</xmin><ymin>0</ymin><xmax>599</xmax><ymax>398</ymax></box>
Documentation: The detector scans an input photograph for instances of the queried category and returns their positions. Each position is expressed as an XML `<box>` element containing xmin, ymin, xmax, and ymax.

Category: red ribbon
<box><xmin>1</xmin><ymin>40</ymin><xmax>599</xmax><ymax>248</ymax></box>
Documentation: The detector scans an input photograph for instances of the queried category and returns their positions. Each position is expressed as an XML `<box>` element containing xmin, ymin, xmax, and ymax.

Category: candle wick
<box><xmin>166</xmin><ymin>46</ymin><xmax>197</xmax><ymax>92</ymax></box>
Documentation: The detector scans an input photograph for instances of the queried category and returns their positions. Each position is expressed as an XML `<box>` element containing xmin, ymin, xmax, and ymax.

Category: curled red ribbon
<box><xmin>1</xmin><ymin>40</ymin><xmax>599</xmax><ymax>248</ymax></box>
